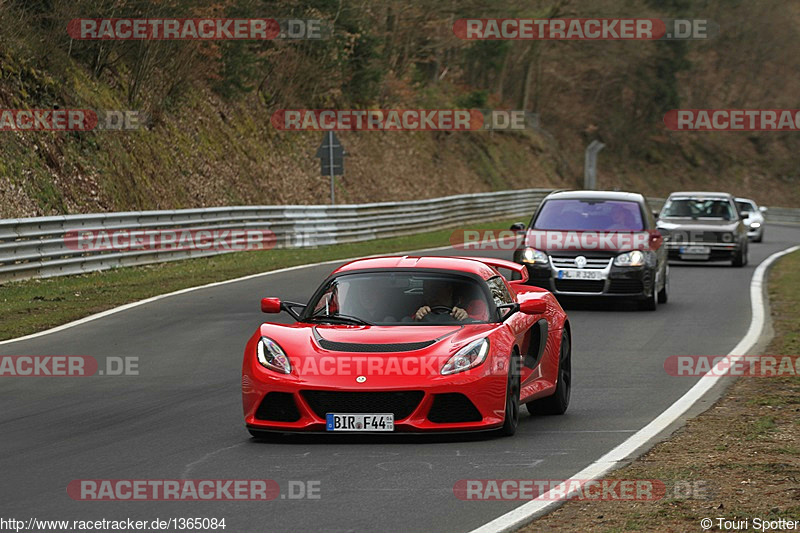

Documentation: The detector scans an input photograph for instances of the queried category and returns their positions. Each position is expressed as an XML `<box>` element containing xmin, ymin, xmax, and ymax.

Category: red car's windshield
<box><xmin>303</xmin><ymin>272</ymin><xmax>492</xmax><ymax>325</ymax></box>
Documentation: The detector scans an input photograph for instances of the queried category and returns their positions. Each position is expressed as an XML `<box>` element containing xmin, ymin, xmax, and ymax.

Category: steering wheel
<box><xmin>420</xmin><ymin>305</ymin><xmax>455</xmax><ymax>322</ymax></box>
<box><xmin>422</xmin><ymin>305</ymin><xmax>483</xmax><ymax>324</ymax></box>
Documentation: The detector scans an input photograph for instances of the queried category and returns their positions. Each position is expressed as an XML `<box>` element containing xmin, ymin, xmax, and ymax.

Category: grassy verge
<box><xmin>0</xmin><ymin>219</ymin><xmax>519</xmax><ymax>342</ymax></box>
<box><xmin>518</xmin><ymin>250</ymin><xmax>800</xmax><ymax>533</ymax></box>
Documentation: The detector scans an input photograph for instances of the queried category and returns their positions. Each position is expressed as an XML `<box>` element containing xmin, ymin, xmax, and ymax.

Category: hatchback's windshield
<box><xmin>662</xmin><ymin>198</ymin><xmax>736</xmax><ymax>220</ymax></box>
<box><xmin>303</xmin><ymin>272</ymin><xmax>492</xmax><ymax>325</ymax></box>
<box><xmin>735</xmin><ymin>200</ymin><xmax>755</xmax><ymax>213</ymax></box>
<box><xmin>533</xmin><ymin>199</ymin><xmax>644</xmax><ymax>231</ymax></box>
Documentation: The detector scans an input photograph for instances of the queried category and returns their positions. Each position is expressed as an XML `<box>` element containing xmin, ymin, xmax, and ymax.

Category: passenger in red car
<box><xmin>348</xmin><ymin>278</ymin><xmax>398</xmax><ymax>322</ymax></box>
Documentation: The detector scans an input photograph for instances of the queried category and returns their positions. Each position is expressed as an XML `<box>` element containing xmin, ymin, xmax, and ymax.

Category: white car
<box><xmin>735</xmin><ymin>198</ymin><xmax>767</xmax><ymax>242</ymax></box>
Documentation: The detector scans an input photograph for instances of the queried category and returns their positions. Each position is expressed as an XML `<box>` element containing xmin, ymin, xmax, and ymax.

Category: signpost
<box><xmin>583</xmin><ymin>140</ymin><xmax>605</xmax><ymax>190</ymax></box>
<box><xmin>316</xmin><ymin>132</ymin><xmax>346</xmax><ymax>205</ymax></box>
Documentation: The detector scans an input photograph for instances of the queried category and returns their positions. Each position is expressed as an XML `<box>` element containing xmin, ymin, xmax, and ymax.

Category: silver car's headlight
<box><xmin>441</xmin><ymin>338</ymin><xmax>490</xmax><ymax>375</ymax></box>
<box><xmin>614</xmin><ymin>250</ymin><xmax>645</xmax><ymax>267</ymax></box>
<box><xmin>257</xmin><ymin>337</ymin><xmax>292</xmax><ymax>374</ymax></box>
<box><xmin>521</xmin><ymin>247</ymin><xmax>548</xmax><ymax>264</ymax></box>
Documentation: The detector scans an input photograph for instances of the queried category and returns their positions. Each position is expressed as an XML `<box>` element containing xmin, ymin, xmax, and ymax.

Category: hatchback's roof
<box><xmin>544</xmin><ymin>190</ymin><xmax>646</xmax><ymax>203</ymax></box>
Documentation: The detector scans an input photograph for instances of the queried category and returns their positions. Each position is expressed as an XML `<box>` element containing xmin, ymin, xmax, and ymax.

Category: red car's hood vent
<box><xmin>313</xmin><ymin>327</ymin><xmax>457</xmax><ymax>353</ymax></box>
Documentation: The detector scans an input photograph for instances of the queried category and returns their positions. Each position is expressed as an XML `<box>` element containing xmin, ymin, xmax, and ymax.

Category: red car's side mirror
<box><xmin>261</xmin><ymin>297</ymin><xmax>282</xmax><ymax>313</ymax></box>
<box><xmin>649</xmin><ymin>231</ymin><xmax>664</xmax><ymax>249</ymax></box>
<box><xmin>519</xmin><ymin>299</ymin><xmax>547</xmax><ymax>315</ymax></box>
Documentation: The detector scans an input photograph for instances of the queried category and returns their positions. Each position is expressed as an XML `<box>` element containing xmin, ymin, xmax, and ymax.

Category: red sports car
<box><xmin>242</xmin><ymin>256</ymin><xmax>571</xmax><ymax>437</ymax></box>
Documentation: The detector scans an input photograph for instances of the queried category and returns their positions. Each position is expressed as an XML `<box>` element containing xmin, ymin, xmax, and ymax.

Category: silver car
<box><xmin>657</xmin><ymin>192</ymin><xmax>749</xmax><ymax>267</ymax></box>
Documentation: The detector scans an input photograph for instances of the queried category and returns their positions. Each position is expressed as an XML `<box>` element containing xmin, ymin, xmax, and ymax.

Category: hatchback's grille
<box><xmin>301</xmin><ymin>390</ymin><xmax>424</xmax><ymax>420</ymax></box>
<box><xmin>608</xmin><ymin>279</ymin><xmax>644</xmax><ymax>294</ymax></box>
<box><xmin>555</xmin><ymin>279</ymin><xmax>605</xmax><ymax>293</ymax></box>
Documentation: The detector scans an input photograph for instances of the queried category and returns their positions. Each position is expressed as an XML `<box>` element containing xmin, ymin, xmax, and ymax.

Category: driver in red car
<box><xmin>413</xmin><ymin>279</ymin><xmax>489</xmax><ymax>321</ymax></box>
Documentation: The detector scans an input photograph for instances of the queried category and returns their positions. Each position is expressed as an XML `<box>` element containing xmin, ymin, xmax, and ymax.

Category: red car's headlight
<box><xmin>257</xmin><ymin>337</ymin><xmax>292</xmax><ymax>374</ymax></box>
<box><xmin>441</xmin><ymin>338</ymin><xmax>489</xmax><ymax>375</ymax></box>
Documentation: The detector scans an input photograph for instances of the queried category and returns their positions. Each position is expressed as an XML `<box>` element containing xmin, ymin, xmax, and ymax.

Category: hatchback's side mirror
<box><xmin>261</xmin><ymin>297</ymin><xmax>282</xmax><ymax>313</ymax></box>
<box><xmin>510</xmin><ymin>222</ymin><xmax>526</xmax><ymax>232</ymax></box>
<box><xmin>759</xmin><ymin>206</ymin><xmax>768</xmax><ymax>213</ymax></box>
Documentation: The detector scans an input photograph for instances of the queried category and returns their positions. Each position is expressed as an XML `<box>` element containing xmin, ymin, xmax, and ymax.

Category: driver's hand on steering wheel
<box><xmin>414</xmin><ymin>306</ymin><xmax>431</xmax><ymax>320</ymax></box>
<box><xmin>450</xmin><ymin>306</ymin><xmax>468</xmax><ymax>320</ymax></box>
<box><xmin>414</xmin><ymin>305</ymin><xmax>468</xmax><ymax>321</ymax></box>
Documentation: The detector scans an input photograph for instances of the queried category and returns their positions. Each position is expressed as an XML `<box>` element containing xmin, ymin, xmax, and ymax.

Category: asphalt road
<box><xmin>1</xmin><ymin>224</ymin><xmax>798</xmax><ymax>533</ymax></box>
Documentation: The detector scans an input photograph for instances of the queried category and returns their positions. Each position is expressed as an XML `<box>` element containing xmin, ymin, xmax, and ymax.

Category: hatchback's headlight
<box><xmin>750</xmin><ymin>222</ymin><xmax>761</xmax><ymax>229</ymax></box>
<box><xmin>257</xmin><ymin>337</ymin><xmax>292</xmax><ymax>374</ymax></box>
<box><xmin>614</xmin><ymin>250</ymin><xmax>645</xmax><ymax>267</ymax></box>
<box><xmin>441</xmin><ymin>338</ymin><xmax>489</xmax><ymax>375</ymax></box>
<box><xmin>521</xmin><ymin>247</ymin><xmax>548</xmax><ymax>264</ymax></box>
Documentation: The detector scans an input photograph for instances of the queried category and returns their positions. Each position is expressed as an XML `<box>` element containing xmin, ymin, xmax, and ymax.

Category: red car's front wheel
<box><xmin>527</xmin><ymin>329</ymin><xmax>571</xmax><ymax>416</ymax></box>
<box><xmin>499</xmin><ymin>353</ymin><xmax>521</xmax><ymax>436</ymax></box>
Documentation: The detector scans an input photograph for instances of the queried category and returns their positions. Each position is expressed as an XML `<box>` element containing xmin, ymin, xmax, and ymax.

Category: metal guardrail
<box><xmin>0</xmin><ymin>189</ymin><xmax>552</xmax><ymax>283</ymax></box>
<box><xmin>0</xmin><ymin>189</ymin><xmax>797</xmax><ymax>283</ymax></box>
<box><xmin>762</xmin><ymin>207</ymin><xmax>800</xmax><ymax>225</ymax></box>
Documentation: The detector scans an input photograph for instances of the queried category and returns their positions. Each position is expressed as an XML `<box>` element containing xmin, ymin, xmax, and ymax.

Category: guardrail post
<box><xmin>584</xmin><ymin>140</ymin><xmax>605</xmax><ymax>190</ymax></box>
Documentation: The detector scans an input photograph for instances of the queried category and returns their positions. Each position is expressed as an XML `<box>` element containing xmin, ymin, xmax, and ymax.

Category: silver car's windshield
<box><xmin>662</xmin><ymin>198</ymin><xmax>736</xmax><ymax>220</ymax></box>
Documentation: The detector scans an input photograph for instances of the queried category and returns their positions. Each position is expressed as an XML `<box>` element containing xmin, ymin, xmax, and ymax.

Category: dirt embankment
<box><xmin>1</xmin><ymin>0</ymin><xmax>800</xmax><ymax>218</ymax></box>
